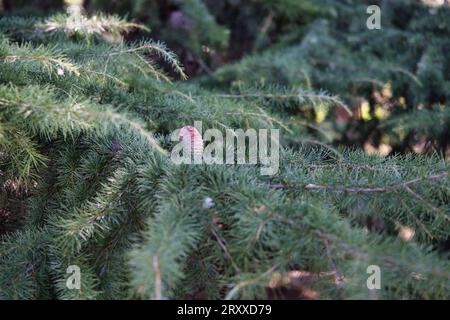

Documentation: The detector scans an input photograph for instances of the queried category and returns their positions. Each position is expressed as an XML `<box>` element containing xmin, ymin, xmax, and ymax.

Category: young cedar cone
<box><xmin>178</xmin><ymin>126</ymin><xmax>204</xmax><ymax>160</ymax></box>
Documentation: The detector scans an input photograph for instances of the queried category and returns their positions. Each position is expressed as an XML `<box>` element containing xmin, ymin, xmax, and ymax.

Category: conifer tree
<box><xmin>0</xmin><ymin>0</ymin><xmax>449</xmax><ymax>300</ymax></box>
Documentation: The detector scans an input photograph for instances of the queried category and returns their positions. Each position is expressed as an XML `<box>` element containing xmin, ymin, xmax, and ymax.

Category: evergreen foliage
<box><xmin>0</xmin><ymin>0</ymin><xmax>449</xmax><ymax>300</ymax></box>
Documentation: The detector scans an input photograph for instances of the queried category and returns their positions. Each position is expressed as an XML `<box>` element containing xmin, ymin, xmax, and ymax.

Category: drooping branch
<box><xmin>215</xmin><ymin>91</ymin><xmax>353</xmax><ymax>115</ymax></box>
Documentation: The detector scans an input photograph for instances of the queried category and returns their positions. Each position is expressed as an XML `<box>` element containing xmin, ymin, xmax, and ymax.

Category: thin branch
<box><xmin>299</xmin><ymin>139</ymin><xmax>342</xmax><ymax>159</ymax></box>
<box><xmin>322</xmin><ymin>238</ymin><xmax>344</xmax><ymax>299</ymax></box>
<box><xmin>246</xmin><ymin>215</ymin><xmax>273</xmax><ymax>250</ymax></box>
<box><xmin>391</xmin><ymin>189</ymin><xmax>435</xmax><ymax>239</ymax></box>
<box><xmin>252</xmin><ymin>10</ymin><xmax>274</xmax><ymax>53</ymax></box>
<box><xmin>305</xmin><ymin>163</ymin><xmax>394</xmax><ymax>171</ymax></box>
<box><xmin>315</xmin><ymin>230</ymin><xmax>448</xmax><ymax>278</ymax></box>
<box><xmin>152</xmin><ymin>255</ymin><xmax>162</xmax><ymax>300</ymax></box>
<box><xmin>403</xmin><ymin>185</ymin><xmax>448</xmax><ymax>221</ymax></box>
<box><xmin>210</xmin><ymin>227</ymin><xmax>241</xmax><ymax>273</ymax></box>
<box><xmin>269</xmin><ymin>172</ymin><xmax>449</xmax><ymax>194</ymax></box>
<box><xmin>225</xmin><ymin>264</ymin><xmax>278</xmax><ymax>300</ymax></box>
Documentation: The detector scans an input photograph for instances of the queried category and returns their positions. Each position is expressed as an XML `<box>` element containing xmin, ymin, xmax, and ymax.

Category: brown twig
<box><xmin>269</xmin><ymin>171</ymin><xmax>449</xmax><ymax>194</ymax></box>
<box><xmin>210</xmin><ymin>227</ymin><xmax>241</xmax><ymax>273</ymax></box>
<box><xmin>322</xmin><ymin>238</ymin><xmax>345</xmax><ymax>299</ymax></box>
<box><xmin>315</xmin><ymin>230</ymin><xmax>449</xmax><ymax>278</ymax></box>
<box><xmin>246</xmin><ymin>216</ymin><xmax>272</xmax><ymax>250</ymax></box>
<box><xmin>391</xmin><ymin>189</ymin><xmax>435</xmax><ymax>239</ymax></box>
<box><xmin>305</xmin><ymin>163</ymin><xmax>396</xmax><ymax>171</ymax></box>
<box><xmin>152</xmin><ymin>255</ymin><xmax>162</xmax><ymax>300</ymax></box>
<box><xmin>225</xmin><ymin>264</ymin><xmax>278</xmax><ymax>300</ymax></box>
<box><xmin>403</xmin><ymin>185</ymin><xmax>449</xmax><ymax>222</ymax></box>
<box><xmin>252</xmin><ymin>10</ymin><xmax>274</xmax><ymax>53</ymax></box>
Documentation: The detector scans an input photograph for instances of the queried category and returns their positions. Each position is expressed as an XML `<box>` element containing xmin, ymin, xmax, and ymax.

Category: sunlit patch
<box><xmin>315</xmin><ymin>103</ymin><xmax>328</xmax><ymax>123</ymax></box>
<box><xmin>421</xmin><ymin>0</ymin><xmax>448</xmax><ymax>7</ymax></box>
<box><xmin>360</xmin><ymin>101</ymin><xmax>372</xmax><ymax>121</ymax></box>
<box><xmin>412</xmin><ymin>138</ymin><xmax>428</xmax><ymax>154</ymax></box>
<box><xmin>364</xmin><ymin>142</ymin><xmax>392</xmax><ymax>156</ymax></box>
<box><xmin>268</xmin><ymin>271</ymin><xmax>323</xmax><ymax>299</ymax></box>
<box><xmin>396</xmin><ymin>223</ymin><xmax>416</xmax><ymax>241</ymax></box>
<box><xmin>374</xmin><ymin>104</ymin><xmax>390</xmax><ymax>120</ymax></box>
